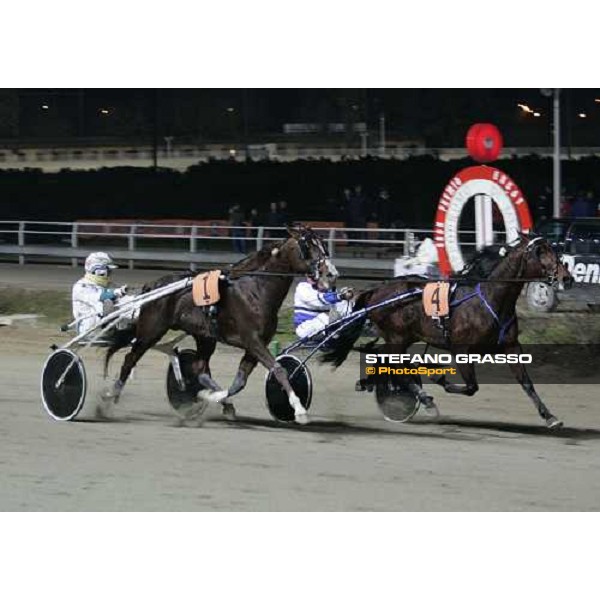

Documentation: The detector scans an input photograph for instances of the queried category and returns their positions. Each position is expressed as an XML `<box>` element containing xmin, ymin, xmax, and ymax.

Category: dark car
<box><xmin>526</xmin><ymin>218</ymin><xmax>600</xmax><ymax>311</ymax></box>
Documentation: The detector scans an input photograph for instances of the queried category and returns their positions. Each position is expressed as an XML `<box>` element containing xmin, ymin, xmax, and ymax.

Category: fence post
<box><xmin>71</xmin><ymin>222</ymin><xmax>79</xmax><ymax>268</ymax></box>
<box><xmin>404</xmin><ymin>229</ymin><xmax>416</xmax><ymax>257</ymax></box>
<box><xmin>128</xmin><ymin>224</ymin><xmax>136</xmax><ymax>270</ymax></box>
<box><xmin>328</xmin><ymin>228</ymin><xmax>335</xmax><ymax>258</ymax></box>
<box><xmin>256</xmin><ymin>226</ymin><xmax>264</xmax><ymax>251</ymax></box>
<box><xmin>190</xmin><ymin>226</ymin><xmax>197</xmax><ymax>270</ymax></box>
<box><xmin>18</xmin><ymin>221</ymin><xmax>25</xmax><ymax>265</ymax></box>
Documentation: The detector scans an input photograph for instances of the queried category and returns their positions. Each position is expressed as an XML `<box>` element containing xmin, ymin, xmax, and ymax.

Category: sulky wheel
<box><xmin>166</xmin><ymin>348</ymin><xmax>205</xmax><ymax>416</ymax></box>
<box><xmin>526</xmin><ymin>282</ymin><xmax>558</xmax><ymax>313</ymax></box>
<box><xmin>375</xmin><ymin>373</ymin><xmax>421</xmax><ymax>423</ymax></box>
<box><xmin>265</xmin><ymin>354</ymin><xmax>312</xmax><ymax>422</ymax></box>
<box><xmin>41</xmin><ymin>349</ymin><xmax>87</xmax><ymax>421</ymax></box>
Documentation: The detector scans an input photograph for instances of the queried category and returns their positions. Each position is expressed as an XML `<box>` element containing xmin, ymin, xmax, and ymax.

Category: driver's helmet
<box><xmin>306</xmin><ymin>274</ymin><xmax>319</xmax><ymax>288</ymax></box>
<box><xmin>84</xmin><ymin>252</ymin><xmax>118</xmax><ymax>279</ymax></box>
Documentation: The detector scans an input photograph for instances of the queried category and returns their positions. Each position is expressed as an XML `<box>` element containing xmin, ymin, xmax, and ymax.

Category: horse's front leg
<box><xmin>504</xmin><ymin>342</ymin><xmax>562</xmax><ymax>429</ymax></box>
<box><xmin>227</xmin><ymin>352</ymin><xmax>258</xmax><ymax>397</ymax></box>
<box><xmin>250</xmin><ymin>341</ymin><xmax>310</xmax><ymax>425</ymax></box>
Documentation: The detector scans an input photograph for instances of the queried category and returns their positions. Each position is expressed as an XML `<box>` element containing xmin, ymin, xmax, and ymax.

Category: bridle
<box><xmin>517</xmin><ymin>237</ymin><xmax>560</xmax><ymax>285</ymax></box>
<box><xmin>298</xmin><ymin>232</ymin><xmax>330</xmax><ymax>281</ymax></box>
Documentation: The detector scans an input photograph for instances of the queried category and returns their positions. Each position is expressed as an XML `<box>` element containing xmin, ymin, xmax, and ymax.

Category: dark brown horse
<box><xmin>103</xmin><ymin>225</ymin><xmax>337</xmax><ymax>424</ymax></box>
<box><xmin>322</xmin><ymin>234</ymin><xmax>573</xmax><ymax>428</ymax></box>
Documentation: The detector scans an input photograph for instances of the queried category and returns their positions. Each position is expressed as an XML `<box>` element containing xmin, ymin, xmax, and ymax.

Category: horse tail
<box><xmin>319</xmin><ymin>288</ymin><xmax>376</xmax><ymax>368</ymax></box>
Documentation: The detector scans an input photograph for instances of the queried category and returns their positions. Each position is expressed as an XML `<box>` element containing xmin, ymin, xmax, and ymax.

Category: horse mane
<box><xmin>459</xmin><ymin>244</ymin><xmax>507</xmax><ymax>279</ymax></box>
<box><xmin>459</xmin><ymin>234</ymin><xmax>542</xmax><ymax>280</ymax></box>
<box><xmin>229</xmin><ymin>240</ymin><xmax>286</xmax><ymax>275</ymax></box>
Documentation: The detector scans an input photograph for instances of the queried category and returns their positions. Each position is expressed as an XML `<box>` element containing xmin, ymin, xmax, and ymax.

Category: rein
<box><xmin>227</xmin><ymin>269</ymin><xmax>297</xmax><ymax>279</ymax></box>
<box><xmin>225</xmin><ymin>271</ymin><xmax>558</xmax><ymax>284</ymax></box>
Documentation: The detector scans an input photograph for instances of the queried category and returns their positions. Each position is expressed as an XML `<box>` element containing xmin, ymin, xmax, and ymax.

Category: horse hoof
<box><xmin>294</xmin><ymin>412</ymin><xmax>310</xmax><ymax>425</ymax></box>
<box><xmin>95</xmin><ymin>398</ymin><xmax>115</xmax><ymax>420</ymax></box>
<box><xmin>423</xmin><ymin>404</ymin><xmax>440</xmax><ymax>418</ymax></box>
<box><xmin>197</xmin><ymin>389</ymin><xmax>228</xmax><ymax>404</ymax></box>
<box><xmin>176</xmin><ymin>412</ymin><xmax>204</xmax><ymax>428</ymax></box>
<box><xmin>222</xmin><ymin>403</ymin><xmax>237</xmax><ymax>421</ymax></box>
<box><xmin>546</xmin><ymin>416</ymin><xmax>563</xmax><ymax>429</ymax></box>
<box><xmin>178</xmin><ymin>399</ymin><xmax>208</xmax><ymax>421</ymax></box>
<box><xmin>421</xmin><ymin>397</ymin><xmax>440</xmax><ymax>418</ymax></box>
<box><xmin>101</xmin><ymin>386</ymin><xmax>118</xmax><ymax>402</ymax></box>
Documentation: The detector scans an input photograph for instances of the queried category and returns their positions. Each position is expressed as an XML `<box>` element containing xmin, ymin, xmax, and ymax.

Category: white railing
<box><xmin>0</xmin><ymin>220</ymin><xmax>484</xmax><ymax>272</ymax></box>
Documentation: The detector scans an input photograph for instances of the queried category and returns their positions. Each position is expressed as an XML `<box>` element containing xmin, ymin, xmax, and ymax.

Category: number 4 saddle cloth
<box><xmin>422</xmin><ymin>281</ymin><xmax>450</xmax><ymax>319</ymax></box>
<box><xmin>192</xmin><ymin>270</ymin><xmax>222</xmax><ymax>307</ymax></box>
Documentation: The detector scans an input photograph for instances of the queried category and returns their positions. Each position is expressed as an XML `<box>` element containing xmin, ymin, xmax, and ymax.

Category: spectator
<box><xmin>346</xmin><ymin>185</ymin><xmax>367</xmax><ymax>242</ymax></box>
<box><xmin>375</xmin><ymin>188</ymin><xmax>396</xmax><ymax>241</ymax></box>
<box><xmin>585</xmin><ymin>191</ymin><xmax>597</xmax><ymax>217</ymax></box>
<box><xmin>278</xmin><ymin>200</ymin><xmax>289</xmax><ymax>226</ymax></box>
<box><xmin>376</xmin><ymin>188</ymin><xmax>394</xmax><ymax>227</ymax></box>
<box><xmin>228</xmin><ymin>203</ymin><xmax>246</xmax><ymax>253</ymax></box>
<box><xmin>561</xmin><ymin>186</ymin><xmax>573</xmax><ymax>218</ymax></box>
<box><xmin>570</xmin><ymin>191</ymin><xmax>595</xmax><ymax>218</ymax></box>
<box><xmin>246</xmin><ymin>207</ymin><xmax>261</xmax><ymax>243</ymax></box>
<box><xmin>340</xmin><ymin>188</ymin><xmax>351</xmax><ymax>223</ymax></box>
<box><xmin>536</xmin><ymin>186</ymin><xmax>551</xmax><ymax>221</ymax></box>
<box><xmin>265</xmin><ymin>202</ymin><xmax>281</xmax><ymax>238</ymax></box>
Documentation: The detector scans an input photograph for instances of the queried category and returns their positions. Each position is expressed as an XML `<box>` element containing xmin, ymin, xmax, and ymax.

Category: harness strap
<box><xmin>450</xmin><ymin>288</ymin><xmax>478</xmax><ymax>308</ymax></box>
<box><xmin>498</xmin><ymin>314</ymin><xmax>516</xmax><ymax>345</ymax></box>
<box><xmin>449</xmin><ymin>283</ymin><xmax>516</xmax><ymax>344</ymax></box>
<box><xmin>475</xmin><ymin>284</ymin><xmax>500</xmax><ymax>324</ymax></box>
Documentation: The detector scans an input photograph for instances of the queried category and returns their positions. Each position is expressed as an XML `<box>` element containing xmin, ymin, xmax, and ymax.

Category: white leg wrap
<box><xmin>289</xmin><ymin>392</ymin><xmax>309</xmax><ymax>425</ymax></box>
<box><xmin>287</xmin><ymin>391</ymin><xmax>303</xmax><ymax>413</ymax></box>
<box><xmin>197</xmin><ymin>389</ymin><xmax>229</xmax><ymax>404</ymax></box>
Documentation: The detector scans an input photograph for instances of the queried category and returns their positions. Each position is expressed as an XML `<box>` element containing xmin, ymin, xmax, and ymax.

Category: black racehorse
<box><xmin>322</xmin><ymin>233</ymin><xmax>573</xmax><ymax>428</ymax></box>
<box><xmin>103</xmin><ymin>224</ymin><xmax>338</xmax><ymax>424</ymax></box>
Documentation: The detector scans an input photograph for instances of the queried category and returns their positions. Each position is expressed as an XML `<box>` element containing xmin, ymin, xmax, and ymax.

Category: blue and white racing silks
<box><xmin>293</xmin><ymin>281</ymin><xmax>339</xmax><ymax>326</ymax></box>
<box><xmin>293</xmin><ymin>281</ymin><xmax>351</xmax><ymax>338</ymax></box>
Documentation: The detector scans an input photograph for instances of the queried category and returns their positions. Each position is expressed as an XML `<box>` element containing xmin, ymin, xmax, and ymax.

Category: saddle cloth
<box><xmin>423</xmin><ymin>281</ymin><xmax>450</xmax><ymax>318</ymax></box>
<box><xmin>192</xmin><ymin>270</ymin><xmax>222</xmax><ymax>307</ymax></box>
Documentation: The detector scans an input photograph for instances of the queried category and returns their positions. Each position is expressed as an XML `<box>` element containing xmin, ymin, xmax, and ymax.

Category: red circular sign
<box><xmin>466</xmin><ymin>123</ymin><xmax>503</xmax><ymax>163</ymax></box>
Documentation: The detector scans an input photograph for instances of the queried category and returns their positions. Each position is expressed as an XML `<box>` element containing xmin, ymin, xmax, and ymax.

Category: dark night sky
<box><xmin>1</xmin><ymin>89</ymin><xmax>599</xmax><ymax>146</ymax></box>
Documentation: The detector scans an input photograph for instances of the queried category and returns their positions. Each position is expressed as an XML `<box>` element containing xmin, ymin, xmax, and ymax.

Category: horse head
<box><xmin>513</xmin><ymin>232</ymin><xmax>573</xmax><ymax>288</ymax></box>
<box><xmin>282</xmin><ymin>224</ymin><xmax>338</xmax><ymax>289</ymax></box>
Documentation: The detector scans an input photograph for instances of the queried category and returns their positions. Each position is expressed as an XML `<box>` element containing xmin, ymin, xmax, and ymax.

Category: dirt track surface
<box><xmin>2</xmin><ymin>265</ymin><xmax>600</xmax><ymax>511</ymax></box>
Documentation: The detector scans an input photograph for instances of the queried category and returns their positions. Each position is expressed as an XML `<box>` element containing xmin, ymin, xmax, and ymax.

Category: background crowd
<box><xmin>1</xmin><ymin>156</ymin><xmax>599</xmax><ymax>229</ymax></box>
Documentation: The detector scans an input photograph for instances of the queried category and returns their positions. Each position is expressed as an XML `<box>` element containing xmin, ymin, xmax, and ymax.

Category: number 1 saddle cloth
<box><xmin>192</xmin><ymin>270</ymin><xmax>222</xmax><ymax>307</ymax></box>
